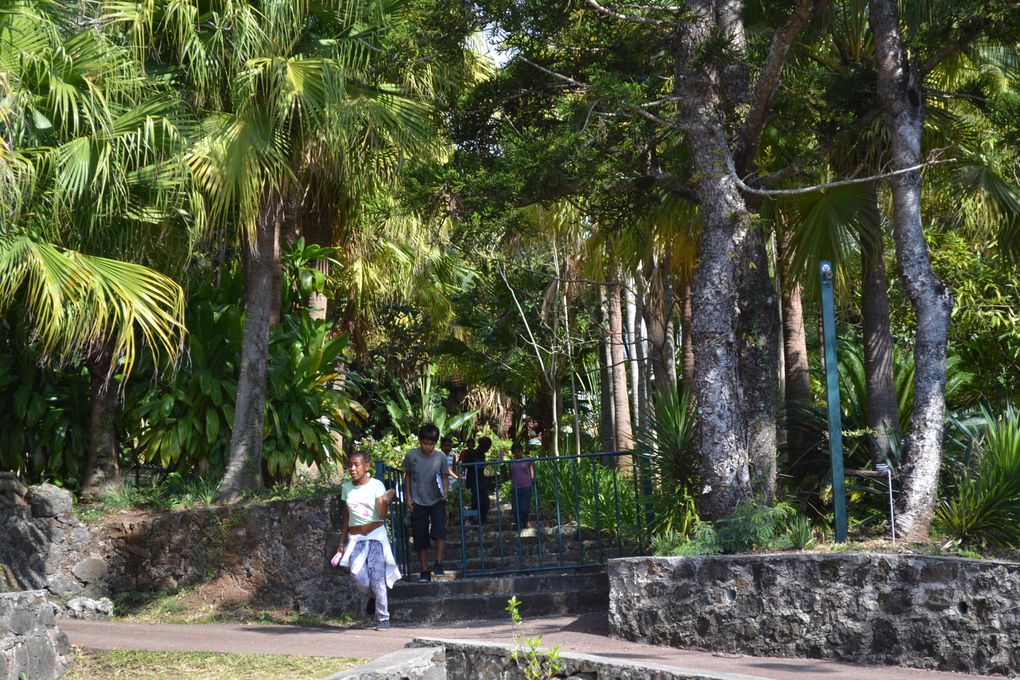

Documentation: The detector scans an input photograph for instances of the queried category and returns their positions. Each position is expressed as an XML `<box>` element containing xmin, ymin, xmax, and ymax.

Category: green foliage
<box><xmin>381</xmin><ymin>363</ymin><xmax>478</xmax><ymax>438</ymax></box>
<box><xmin>125</xmin><ymin>257</ymin><xmax>365</xmax><ymax>482</ymax></box>
<box><xmin>0</xmin><ymin>315</ymin><xmax>89</xmax><ymax>482</ymax></box>
<box><xmin>783</xmin><ymin>515</ymin><xmax>815</xmax><ymax>550</ymax></box>
<box><xmin>935</xmin><ymin>405</ymin><xmax>1020</xmax><ymax>549</ymax></box>
<box><xmin>526</xmin><ymin>456</ymin><xmax>643</xmax><ymax>537</ymax></box>
<box><xmin>635</xmin><ymin>385</ymin><xmax>699</xmax><ymax>535</ymax></box>
<box><xmin>651</xmin><ymin>522</ymin><xmax>722</xmax><ymax>557</ymax></box>
<box><xmin>716</xmin><ymin>502</ymin><xmax>797</xmax><ymax>554</ymax></box>
<box><xmin>505</xmin><ymin>596</ymin><xmax>562</xmax><ymax>680</ymax></box>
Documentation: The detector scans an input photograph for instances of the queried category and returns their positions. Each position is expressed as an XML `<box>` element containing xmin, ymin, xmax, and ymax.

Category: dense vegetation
<box><xmin>1</xmin><ymin>0</ymin><xmax>1018</xmax><ymax>551</ymax></box>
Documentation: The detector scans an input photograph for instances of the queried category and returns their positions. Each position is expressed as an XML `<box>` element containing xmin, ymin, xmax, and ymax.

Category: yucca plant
<box><xmin>635</xmin><ymin>385</ymin><xmax>699</xmax><ymax>535</ymax></box>
<box><xmin>935</xmin><ymin>405</ymin><xmax>1020</xmax><ymax>550</ymax></box>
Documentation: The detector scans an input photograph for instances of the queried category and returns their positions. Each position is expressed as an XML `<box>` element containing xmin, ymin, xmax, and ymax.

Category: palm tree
<box><xmin>104</xmin><ymin>0</ymin><xmax>445</xmax><ymax>500</ymax></box>
<box><xmin>1</xmin><ymin>1</ymin><xmax>200</xmax><ymax>498</ymax></box>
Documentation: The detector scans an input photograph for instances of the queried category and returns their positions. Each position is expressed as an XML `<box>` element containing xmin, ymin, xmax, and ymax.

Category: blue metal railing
<box><xmin>454</xmin><ymin>450</ymin><xmax>653</xmax><ymax>577</ymax></box>
<box><xmin>376</xmin><ymin>461</ymin><xmax>413</xmax><ymax>577</ymax></box>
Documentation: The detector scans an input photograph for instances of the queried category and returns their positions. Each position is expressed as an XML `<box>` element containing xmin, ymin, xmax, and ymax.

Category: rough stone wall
<box><xmin>0</xmin><ymin>475</ymin><xmax>104</xmax><ymax>603</ymax></box>
<box><xmin>0</xmin><ymin>590</ymin><xmax>72</xmax><ymax>680</ymax></box>
<box><xmin>95</xmin><ymin>497</ymin><xmax>358</xmax><ymax>616</ymax></box>
<box><xmin>402</xmin><ymin>638</ymin><xmax>743</xmax><ymax>680</ymax></box>
<box><xmin>1</xmin><ymin>474</ymin><xmax>362</xmax><ymax>618</ymax></box>
<box><xmin>609</xmin><ymin>554</ymin><xmax>1020</xmax><ymax>677</ymax></box>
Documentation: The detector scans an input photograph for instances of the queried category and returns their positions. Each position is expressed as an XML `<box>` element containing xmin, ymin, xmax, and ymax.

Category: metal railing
<box><xmin>454</xmin><ymin>450</ymin><xmax>653</xmax><ymax>577</ymax></box>
<box><xmin>375</xmin><ymin>461</ymin><xmax>414</xmax><ymax>577</ymax></box>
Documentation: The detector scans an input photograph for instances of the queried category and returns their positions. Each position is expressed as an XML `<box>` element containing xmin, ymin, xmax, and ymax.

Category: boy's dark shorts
<box><xmin>411</xmin><ymin>501</ymin><xmax>447</xmax><ymax>552</ymax></box>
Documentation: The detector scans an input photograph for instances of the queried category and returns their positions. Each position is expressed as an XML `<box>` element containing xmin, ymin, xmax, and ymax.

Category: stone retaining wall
<box><xmin>1</xmin><ymin>475</ymin><xmax>364</xmax><ymax>619</ymax></box>
<box><xmin>329</xmin><ymin>638</ymin><xmax>754</xmax><ymax>680</ymax></box>
<box><xmin>0</xmin><ymin>590</ymin><xmax>72</xmax><ymax>680</ymax></box>
<box><xmin>609</xmin><ymin>554</ymin><xmax>1020</xmax><ymax>677</ymax></box>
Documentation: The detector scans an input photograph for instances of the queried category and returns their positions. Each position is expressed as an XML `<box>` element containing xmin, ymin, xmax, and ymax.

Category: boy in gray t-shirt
<box><xmin>403</xmin><ymin>423</ymin><xmax>449</xmax><ymax>582</ymax></box>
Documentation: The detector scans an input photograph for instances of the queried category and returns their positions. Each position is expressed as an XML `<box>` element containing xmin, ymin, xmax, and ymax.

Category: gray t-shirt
<box><xmin>403</xmin><ymin>447</ymin><xmax>449</xmax><ymax>507</ymax></box>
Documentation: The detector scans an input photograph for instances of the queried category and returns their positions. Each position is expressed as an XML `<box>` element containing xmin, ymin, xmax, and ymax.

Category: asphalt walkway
<box><xmin>62</xmin><ymin>612</ymin><xmax>992</xmax><ymax>680</ymax></box>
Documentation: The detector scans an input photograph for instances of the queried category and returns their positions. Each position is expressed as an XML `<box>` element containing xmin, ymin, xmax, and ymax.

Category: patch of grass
<box><xmin>65</xmin><ymin>647</ymin><xmax>361</xmax><ymax>680</ymax></box>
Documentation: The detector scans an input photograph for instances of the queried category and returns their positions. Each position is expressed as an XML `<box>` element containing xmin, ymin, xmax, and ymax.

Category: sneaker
<box><xmin>375</xmin><ymin>620</ymin><xmax>390</xmax><ymax>631</ymax></box>
<box><xmin>432</xmin><ymin>562</ymin><xmax>445</xmax><ymax>577</ymax></box>
<box><xmin>365</xmin><ymin>597</ymin><xmax>376</xmax><ymax>616</ymax></box>
<box><xmin>417</xmin><ymin>570</ymin><xmax>432</xmax><ymax>583</ymax></box>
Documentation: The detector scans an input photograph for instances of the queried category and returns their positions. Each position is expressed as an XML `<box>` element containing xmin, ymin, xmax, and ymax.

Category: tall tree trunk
<box><xmin>680</xmin><ymin>280</ymin><xmax>695</xmax><ymax>387</ymax></box>
<box><xmin>674</xmin><ymin>0</ymin><xmax>771</xmax><ymax>518</ymax></box>
<box><xmin>81</xmin><ymin>344</ymin><xmax>121</xmax><ymax>501</ymax></box>
<box><xmin>607</xmin><ymin>267</ymin><xmax>634</xmax><ymax>453</ymax></box>
<box><xmin>625</xmin><ymin>275</ymin><xmax>642</xmax><ymax>434</ymax></box>
<box><xmin>860</xmin><ymin>188</ymin><xmax>900</xmax><ymax>464</ymax></box>
<box><xmin>599</xmin><ymin>286</ymin><xmax>616</xmax><ymax>452</ymax></box>
<box><xmin>870</xmin><ymin>0</ymin><xmax>953</xmax><ymax>541</ymax></box>
<box><xmin>634</xmin><ymin>269</ymin><xmax>651</xmax><ymax>434</ymax></box>
<box><xmin>778</xmin><ymin>232</ymin><xmax>811</xmax><ymax>403</ymax></box>
<box><xmin>643</xmin><ymin>252</ymin><xmax>677</xmax><ymax>395</ymax></box>
<box><xmin>218</xmin><ymin>190</ymin><xmax>284</xmax><ymax>502</ymax></box>
<box><xmin>737</xmin><ymin>231</ymin><xmax>780</xmax><ymax>504</ymax></box>
<box><xmin>302</xmin><ymin>189</ymin><xmax>333</xmax><ymax>322</ymax></box>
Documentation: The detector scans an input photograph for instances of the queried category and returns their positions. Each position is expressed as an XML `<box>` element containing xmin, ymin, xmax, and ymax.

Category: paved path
<box><xmin>62</xmin><ymin>613</ymin><xmax>991</xmax><ymax>680</ymax></box>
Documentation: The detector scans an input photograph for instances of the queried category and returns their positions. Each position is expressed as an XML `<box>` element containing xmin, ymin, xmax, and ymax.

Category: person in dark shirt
<box><xmin>459</xmin><ymin>436</ymin><xmax>491</xmax><ymax>524</ymax></box>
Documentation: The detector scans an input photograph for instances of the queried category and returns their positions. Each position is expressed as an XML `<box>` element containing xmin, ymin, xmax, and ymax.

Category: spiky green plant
<box><xmin>935</xmin><ymin>405</ymin><xmax>1020</xmax><ymax>549</ymax></box>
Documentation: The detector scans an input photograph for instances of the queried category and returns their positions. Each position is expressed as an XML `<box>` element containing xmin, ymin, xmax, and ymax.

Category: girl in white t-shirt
<box><xmin>331</xmin><ymin>451</ymin><xmax>400</xmax><ymax>630</ymax></box>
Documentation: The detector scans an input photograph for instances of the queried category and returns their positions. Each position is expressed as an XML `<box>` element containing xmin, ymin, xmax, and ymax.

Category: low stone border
<box><xmin>609</xmin><ymin>553</ymin><xmax>1020</xmax><ymax>677</ymax></box>
<box><xmin>326</xmin><ymin>638</ymin><xmax>769</xmax><ymax>680</ymax></box>
<box><xmin>0</xmin><ymin>590</ymin><xmax>73</xmax><ymax>680</ymax></box>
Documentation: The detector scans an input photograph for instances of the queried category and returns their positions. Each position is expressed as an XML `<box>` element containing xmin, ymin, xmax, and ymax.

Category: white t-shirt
<box><xmin>341</xmin><ymin>478</ymin><xmax>386</xmax><ymax>526</ymax></box>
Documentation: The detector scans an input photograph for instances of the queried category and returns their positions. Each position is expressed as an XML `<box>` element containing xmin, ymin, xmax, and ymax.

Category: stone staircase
<box><xmin>388</xmin><ymin>498</ymin><xmax>643</xmax><ymax>624</ymax></box>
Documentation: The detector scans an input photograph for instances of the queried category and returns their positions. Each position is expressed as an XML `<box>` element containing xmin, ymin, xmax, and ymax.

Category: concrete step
<box><xmin>389</xmin><ymin>570</ymin><xmax>609</xmax><ymax>624</ymax></box>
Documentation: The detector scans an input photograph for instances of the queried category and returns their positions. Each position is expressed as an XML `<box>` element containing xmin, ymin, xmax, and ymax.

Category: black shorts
<box><xmin>411</xmin><ymin>501</ymin><xmax>447</xmax><ymax>552</ymax></box>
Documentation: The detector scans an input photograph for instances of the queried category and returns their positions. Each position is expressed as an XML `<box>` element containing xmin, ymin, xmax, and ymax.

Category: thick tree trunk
<box><xmin>860</xmin><ymin>189</ymin><xmax>900</xmax><ymax>464</ymax></box>
<box><xmin>674</xmin><ymin>0</ymin><xmax>778</xmax><ymax>518</ymax></box>
<box><xmin>607</xmin><ymin>268</ymin><xmax>634</xmax><ymax>453</ymax></box>
<box><xmin>81</xmin><ymin>344</ymin><xmax>122</xmax><ymax>501</ymax></box>
<box><xmin>642</xmin><ymin>252</ymin><xmax>677</xmax><ymax>395</ymax></box>
<box><xmin>218</xmin><ymin>190</ymin><xmax>284</xmax><ymax>503</ymax></box>
<box><xmin>870</xmin><ymin>0</ymin><xmax>953</xmax><ymax>541</ymax></box>
<box><xmin>599</xmin><ymin>287</ymin><xmax>616</xmax><ymax>452</ymax></box>
<box><xmin>738</xmin><ymin>233</ymin><xmax>780</xmax><ymax>504</ymax></box>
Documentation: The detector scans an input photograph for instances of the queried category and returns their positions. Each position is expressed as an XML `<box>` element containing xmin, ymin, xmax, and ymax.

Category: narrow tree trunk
<box><xmin>218</xmin><ymin>190</ymin><xmax>284</xmax><ymax>503</ymax></box>
<box><xmin>599</xmin><ymin>286</ymin><xmax>616</xmax><ymax>452</ymax></box>
<box><xmin>778</xmin><ymin>233</ymin><xmax>811</xmax><ymax>403</ymax></box>
<box><xmin>625</xmin><ymin>275</ymin><xmax>641</xmax><ymax>434</ymax></box>
<box><xmin>680</xmin><ymin>279</ymin><xmax>695</xmax><ymax>387</ymax></box>
<box><xmin>81</xmin><ymin>344</ymin><xmax>121</xmax><ymax>501</ymax></box>
<box><xmin>860</xmin><ymin>187</ymin><xmax>900</xmax><ymax>464</ymax></box>
<box><xmin>607</xmin><ymin>267</ymin><xmax>634</xmax><ymax>454</ymax></box>
<box><xmin>643</xmin><ymin>253</ymin><xmax>677</xmax><ymax>395</ymax></box>
<box><xmin>871</xmin><ymin>0</ymin><xmax>953</xmax><ymax>540</ymax></box>
<box><xmin>634</xmin><ymin>268</ymin><xmax>651</xmax><ymax>434</ymax></box>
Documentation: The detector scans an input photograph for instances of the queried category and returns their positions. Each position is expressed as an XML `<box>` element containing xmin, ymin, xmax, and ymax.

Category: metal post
<box><xmin>876</xmin><ymin>463</ymin><xmax>896</xmax><ymax>546</ymax></box>
<box><xmin>820</xmin><ymin>260</ymin><xmax>848</xmax><ymax>542</ymax></box>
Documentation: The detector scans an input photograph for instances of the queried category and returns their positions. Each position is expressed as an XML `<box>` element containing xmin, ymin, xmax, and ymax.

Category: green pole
<box><xmin>820</xmin><ymin>260</ymin><xmax>848</xmax><ymax>542</ymax></box>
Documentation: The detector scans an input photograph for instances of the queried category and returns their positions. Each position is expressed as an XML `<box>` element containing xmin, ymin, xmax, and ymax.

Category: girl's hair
<box><xmin>349</xmin><ymin>450</ymin><xmax>371</xmax><ymax>466</ymax></box>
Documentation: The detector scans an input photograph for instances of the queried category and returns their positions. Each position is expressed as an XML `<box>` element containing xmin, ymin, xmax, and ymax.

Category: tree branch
<box><xmin>583</xmin><ymin>0</ymin><xmax>670</xmax><ymax>26</ymax></box>
<box><xmin>720</xmin><ymin>127</ymin><xmax>956</xmax><ymax>196</ymax></box>
<box><xmin>736</xmin><ymin>0</ymin><xmax>831</xmax><ymax>175</ymax></box>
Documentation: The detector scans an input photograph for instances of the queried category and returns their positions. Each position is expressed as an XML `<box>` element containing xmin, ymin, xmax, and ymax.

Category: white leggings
<box><xmin>348</xmin><ymin>540</ymin><xmax>389</xmax><ymax>621</ymax></box>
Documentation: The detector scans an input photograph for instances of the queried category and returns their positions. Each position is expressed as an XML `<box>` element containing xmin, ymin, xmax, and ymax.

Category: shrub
<box><xmin>651</xmin><ymin>521</ymin><xmax>722</xmax><ymax>556</ymax></box>
<box><xmin>935</xmin><ymin>405</ymin><xmax>1020</xmax><ymax>549</ymax></box>
<box><xmin>716</xmin><ymin>502</ymin><xmax>796</xmax><ymax>553</ymax></box>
